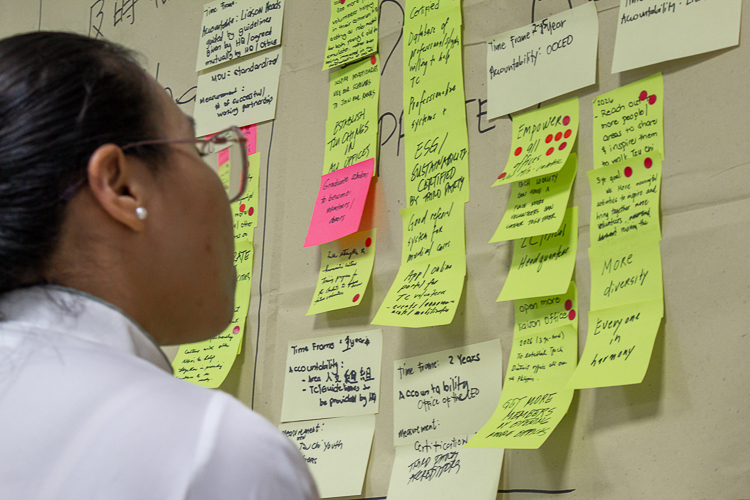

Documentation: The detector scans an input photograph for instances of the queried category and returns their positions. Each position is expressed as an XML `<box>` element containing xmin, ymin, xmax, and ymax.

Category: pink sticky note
<box><xmin>217</xmin><ymin>148</ymin><xmax>230</xmax><ymax>166</ymax></box>
<box><xmin>304</xmin><ymin>158</ymin><xmax>374</xmax><ymax>247</ymax></box>
<box><xmin>241</xmin><ymin>124</ymin><xmax>257</xmax><ymax>156</ymax></box>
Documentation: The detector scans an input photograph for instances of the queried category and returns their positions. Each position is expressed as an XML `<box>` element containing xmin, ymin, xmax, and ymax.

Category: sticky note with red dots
<box><xmin>491</xmin><ymin>153</ymin><xmax>577</xmax><ymax>243</ymax></box>
<box><xmin>307</xmin><ymin>228</ymin><xmax>376</xmax><ymax>315</ymax></box>
<box><xmin>231</xmin><ymin>152</ymin><xmax>261</xmax><ymax>242</ymax></box>
<box><xmin>400</xmin><ymin>198</ymin><xmax>465</xmax><ymax>265</ymax></box>
<box><xmin>566</xmin><ymin>298</ymin><xmax>663</xmax><ymax>389</ymax></box>
<box><xmin>592</xmin><ymin>73</ymin><xmax>664</xmax><ymax>169</ymax></box>
<box><xmin>588</xmin><ymin>153</ymin><xmax>662</xmax><ymax>246</ymax></box>
<box><xmin>514</xmin><ymin>281</ymin><xmax>578</xmax><ymax>336</ymax></box>
<box><xmin>323</xmin><ymin>0</ymin><xmax>378</xmax><ymax>70</ymax></box>
<box><xmin>493</xmin><ymin>97</ymin><xmax>579</xmax><ymax>186</ymax></box>
<box><xmin>497</xmin><ymin>206</ymin><xmax>578</xmax><ymax>302</ymax></box>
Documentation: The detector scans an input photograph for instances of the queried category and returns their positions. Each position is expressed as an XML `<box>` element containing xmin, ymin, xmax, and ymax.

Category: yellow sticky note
<box><xmin>404</xmin><ymin>0</ymin><xmax>463</xmax><ymax>25</ymax></box>
<box><xmin>589</xmin><ymin>236</ymin><xmax>663</xmax><ymax>311</ymax></box>
<box><xmin>497</xmin><ymin>206</ymin><xmax>578</xmax><ymax>302</ymax></box>
<box><xmin>387</xmin><ymin>435</ymin><xmax>503</xmax><ymax>500</ymax></box>
<box><xmin>393</xmin><ymin>340</ymin><xmax>503</xmax><ymax>445</ymax></box>
<box><xmin>372</xmin><ymin>253</ymin><xmax>466</xmax><ymax>328</ymax></box>
<box><xmin>328</xmin><ymin>54</ymin><xmax>380</xmax><ymax>120</ymax></box>
<box><xmin>493</xmin><ymin>98</ymin><xmax>578</xmax><ymax>186</ymax></box>
<box><xmin>323</xmin><ymin>0</ymin><xmax>378</xmax><ymax>70</ymax></box>
<box><xmin>231</xmin><ymin>152</ymin><xmax>261</xmax><ymax>242</ymax></box>
<box><xmin>588</xmin><ymin>153</ymin><xmax>662</xmax><ymax>246</ymax></box>
<box><xmin>280</xmin><ymin>329</ymin><xmax>383</xmax><ymax>422</ymax></box>
<box><xmin>280</xmin><ymin>415</ymin><xmax>376</xmax><ymax>499</ymax></box>
<box><xmin>611</xmin><ymin>0</ymin><xmax>741</xmax><ymax>74</ymax></box>
<box><xmin>567</xmin><ymin>299</ymin><xmax>663</xmax><ymax>389</ymax></box>
<box><xmin>592</xmin><ymin>73</ymin><xmax>663</xmax><ymax>168</ymax></box>
<box><xmin>404</xmin><ymin>72</ymin><xmax>467</xmax><ymax>135</ymax></box>
<box><xmin>491</xmin><ymin>153</ymin><xmax>577</xmax><ymax>242</ymax></box>
<box><xmin>403</xmin><ymin>8</ymin><xmax>463</xmax><ymax>85</ymax></box>
<box><xmin>234</xmin><ymin>241</ymin><xmax>254</xmax><ymax>354</ymax></box>
<box><xmin>404</xmin><ymin>125</ymin><xmax>470</xmax><ymax>206</ymax></box>
<box><xmin>514</xmin><ymin>281</ymin><xmax>578</xmax><ymax>336</ymax></box>
<box><xmin>401</xmin><ymin>199</ymin><xmax>465</xmax><ymax>265</ymax></box>
<box><xmin>307</xmin><ymin>229</ymin><xmax>376</xmax><ymax>315</ymax></box>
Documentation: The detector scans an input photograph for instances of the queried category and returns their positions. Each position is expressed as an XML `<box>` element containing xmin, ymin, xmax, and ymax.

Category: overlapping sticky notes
<box><xmin>493</xmin><ymin>98</ymin><xmax>579</xmax><ymax>186</ymax></box>
<box><xmin>372</xmin><ymin>253</ymin><xmax>466</xmax><ymax>328</ymax></box>
<box><xmin>325</xmin><ymin>55</ymin><xmax>380</xmax><ymax>175</ymax></box>
<box><xmin>393</xmin><ymin>340</ymin><xmax>503</xmax><ymax>446</ymax></box>
<box><xmin>386</xmin><ymin>435</ymin><xmax>504</xmax><ymax>500</ymax></box>
<box><xmin>231</xmin><ymin>152</ymin><xmax>261</xmax><ymax>241</ymax></box>
<box><xmin>279</xmin><ymin>415</ymin><xmax>376</xmax><ymax>499</ymax></box>
<box><xmin>486</xmin><ymin>3</ymin><xmax>598</xmax><ymax>119</ymax></box>
<box><xmin>611</xmin><ymin>0</ymin><xmax>741</xmax><ymax>74</ymax></box>
<box><xmin>567</xmin><ymin>299</ymin><xmax>663</xmax><ymax>389</ymax></box>
<box><xmin>467</xmin><ymin>325</ymin><xmax>576</xmax><ymax>449</ymax></box>
<box><xmin>280</xmin><ymin>329</ymin><xmax>382</xmax><ymax>422</ymax></box>
<box><xmin>589</xmin><ymin>236</ymin><xmax>663</xmax><ymax>311</ymax></box>
<box><xmin>307</xmin><ymin>229</ymin><xmax>376</xmax><ymax>315</ymax></box>
<box><xmin>491</xmin><ymin>153</ymin><xmax>577</xmax><ymax>242</ymax></box>
<box><xmin>498</xmin><ymin>206</ymin><xmax>578</xmax><ymax>302</ymax></box>
<box><xmin>514</xmin><ymin>281</ymin><xmax>578</xmax><ymax>336</ymax></box>
<box><xmin>304</xmin><ymin>158</ymin><xmax>374</xmax><ymax>247</ymax></box>
<box><xmin>194</xmin><ymin>47</ymin><xmax>283</xmax><ymax>136</ymax></box>
<box><xmin>404</xmin><ymin>123</ymin><xmax>470</xmax><ymax>207</ymax></box>
<box><xmin>196</xmin><ymin>0</ymin><xmax>285</xmax><ymax>71</ymax></box>
<box><xmin>401</xmin><ymin>199</ymin><xmax>465</xmax><ymax>265</ymax></box>
<box><xmin>323</xmin><ymin>0</ymin><xmax>378</xmax><ymax>70</ymax></box>
<box><xmin>403</xmin><ymin>7</ymin><xmax>463</xmax><ymax>85</ymax></box>
<box><xmin>588</xmin><ymin>153</ymin><xmax>662</xmax><ymax>246</ymax></box>
<box><xmin>592</xmin><ymin>73</ymin><xmax>663</xmax><ymax>169</ymax></box>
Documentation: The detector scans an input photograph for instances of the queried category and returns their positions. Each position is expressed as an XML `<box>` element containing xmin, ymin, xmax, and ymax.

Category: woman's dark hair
<box><xmin>0</xmin><ymin>31</ymin><xmax>168</xmax><ymax>295</ymax></box>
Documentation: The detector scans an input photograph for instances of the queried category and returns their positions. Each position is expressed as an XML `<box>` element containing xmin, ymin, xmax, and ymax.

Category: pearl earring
<box><xmin>135</xmin><ymin>207</ymin><xmax>148</xmax><ymax>220</ymax></box>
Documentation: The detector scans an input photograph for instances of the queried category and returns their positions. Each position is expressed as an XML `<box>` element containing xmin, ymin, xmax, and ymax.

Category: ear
<box><xmin>86</xmin><ymin>144</ymin><xmax>152</xmax><ymax>232</ymax></box>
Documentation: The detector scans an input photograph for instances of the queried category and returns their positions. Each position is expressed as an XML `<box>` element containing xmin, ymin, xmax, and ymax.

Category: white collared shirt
<box><xmin>0</xmin><ymin>286</ymin><xmax>319</xmax><ymax>500</ymax></box>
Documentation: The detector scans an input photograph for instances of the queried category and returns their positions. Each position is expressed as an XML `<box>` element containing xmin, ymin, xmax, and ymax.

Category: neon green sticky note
<box><xmin>404</xmin><ymin>0</ymin><xmax>463</xmax><ymax>25</ymax></box>
<box><xmin>328</xmin><ymin>54</ymin><xmax>380</xmax><ymax>121</ymax></box>
<box><xmin>372</xmin><ymin>253</ymin><xmax>466</xmax><ymax>328</ymax></box>
<box><xmin>404</xmin><ymin>125</ymin><xmax>470</xmax><ymax>206</ymax></box>
<box><xmin>514</xmin><ymin>281</ymin><xmax>578</xmax><ymax>336</ymax></box>
<box><xmin>566</xmin><ymin>299</ymin><xmax>663</xmax><ymax>389</ymax></box>
<box><xmin>497</xmin><ymin>206</ymin><xmax>578</xmax><ymax>302</ymax></box>
<box><xmin>404</xmin><ymin>72</ymin><xmax>467</xmax><ymax>135</ymax></box>
<box><xmin>231</xmin><ymin>152</ymin><xmax>261</xmax><ymax>242</ymax></box>
<box><xmin>592</xmin><ymin>73</ymin><xmax>663</xmax><ymax>168</ymax></box>
<box><xmin>400</xmin><ymin>198</ymin><xmax>465</xmax><ymax>264</ymax></box>
<box><xmin>493</xmin><ymin>97</ymin><xmax>579</xmax><ymax>186</ymax></box>
<box><xmin>323</xmin><ymin>0</ymin><xmax>378</xmax><ymax>70</ymax></box>
<box><xmin>307</xmin><ymin>229</ymin><xmax>376</xmax><ymax>315</ymax></box>
<box><xmin>234</xmin><ymin>240</ymin><xmax>254</xmax><ymax>354</ymax></box>
<box><xmin>491</xmin><ymin>153</ymin><xmax>577</xmax><ymax>242</ymax></box>
<box><xmin>403</xmin><ymin>7</ymin><xmax>463</xmax><ymax>85</ymax></box>
<box><xmin>588</xmin><ymin>153</ymin><xmax>662</xmax><ymax>246</ymax></box>
<box><xmin>589</xmin><ymin>236</ymin><xmax>663</xmax><ymax>311</ymax></box>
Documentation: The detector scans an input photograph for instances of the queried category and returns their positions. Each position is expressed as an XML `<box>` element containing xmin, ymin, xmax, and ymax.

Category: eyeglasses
<box><xmin>122</xmin><ymin>126</ymin><xmax>249</xmax><ymax>203</ymax></box>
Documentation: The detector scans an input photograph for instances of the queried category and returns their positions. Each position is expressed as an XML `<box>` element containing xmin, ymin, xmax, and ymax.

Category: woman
<box><xmin>0</xmin><ymin>31</ymin><xmax>318</xmax><ymax>499</ymax></box>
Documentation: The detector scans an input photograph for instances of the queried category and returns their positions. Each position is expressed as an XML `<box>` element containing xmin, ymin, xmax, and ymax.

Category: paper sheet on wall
<box><xmin>493</xmin><ymin>97</ymin><xmax>578</xmax><ymax>185</ymax></box>
<box><xmin>307</xmin><ymin>229</ymin><xmax>376</xmax><ymax>315</ymax></box>
<box><xmin>194</xmin><ymin>47</ymin><xmax>282</xmax><ymax>137</ymax></box>
<box><xmin>589</xmin><ymin>236</ymin><xmax>663</xmax><ymax>311</ymax></box>
<box><xmin>280</xmin><ymin>329</ymin><xmax>382</xmax><ymax>422</ymax></box>
<box><xmin>196</xmin><ymin>0</ymin><xmax>285</xmax><ymax>71</ymax></box>
<box><xmin>231</xmin><ymin>152</ymin><xmax>261</xmax><ymax>242</ymax></box>
<box><xmin>304</xmin><ymin>158</ymin><xmax>374</xmax><ymax>247</ymax></box>
<box><xmin>490</xmin><ymin>153</ymin><xmax>576</xmax><ymax>242</ymax></box>
<box><xmin>372</xmin><ymin>252</ymin><xmax>466</xmax><ymax>328</ymax></box>
<box><xmin>467</xmin><ymin>325</ymin><xmax>576</xmax><ymax>449</ymax></box>
<box><xmin>323</xmin><ymin>0</ymin><xmax>378</xmax><ymax>70</ymax></box>
<box><xmin>611</xmin><ymin>0</ymin><xmax>741</xmax><ymax>74</ymax></box>
<box><xmin>497</xmin><ymin>206</ymin><xmax>578</xmax><ymax>302</ymax></box>
<box><xmin>386</xmin><ymin>434</ymin><xmax>503</xmax><ymax>500</ymax></box>
<box><xmin>592</xmin><ymin>73</ymin><xmax>663</xmax><ymax>168</ymax></box>
<box><xmin>400</xmin><ymin>198</ymin><xmax>465</xmax><ymax>265</ymax></box>
<box><xmin>588</xmin><ymin>153</ymin><xmax>662</xmax><ymax>246</ymax></box>
<box><xmin>514</xmin><ymin>281</ymin><xmax>578</xmax><ymax>336</ymax></box>
<box><xmin>279</xmin><ymin>415</ymin><xmax>376</xmax><ymax>499</ymax></box>
<box><xmin>567</xmin><ymin>299</ymin><xmax>663</xmax><ymax>389</ymax></box>
<box><xmin>393</xmin><ymin>340</ymin><xmax>503</xmax><ymax>446</ymax></box>
<box><xmin>486</xmin><ymin>3</ymin><xmax>598</xmax><ymax>119</ymax></box>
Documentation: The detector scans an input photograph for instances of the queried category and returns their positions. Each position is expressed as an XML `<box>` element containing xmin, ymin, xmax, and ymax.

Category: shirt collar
<box><xmin>0</xmin><ymin>285</ymin><xmax>173</xmax><ymax>374</ymax></box>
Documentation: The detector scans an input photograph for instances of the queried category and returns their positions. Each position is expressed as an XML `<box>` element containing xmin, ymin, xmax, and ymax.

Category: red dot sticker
<box><xmin>365</xmin><ymin>238</ymin><xmax>372</xmax><ymax>247</ymax></box>
<box><xmin>515</xmin><ymin>147</ymin><xmax>523</xmax><ymax>156</ymax></box>
<box><xmin>340</xmin><ymin>0</ymin><xmax>345</xmax><ymax>3</ymax></box>
<box><xmin>568</xmin><ymin>310</ymin><xmax>576</xmax><ymax>321</ymax></box>
<box><xmin>239</xmin><ymin>203</ymin><xmax>246</xmax><ymax>213</ymax></box>
<box><xmin>558</xmin><ymin>142</ymin><xmax>567</xmax><ymax>151</ymax></box>
<box><xmin>644</xmin><ymin>157</ymin><xmax>653</xmax><ymax>169</ymax></box>
<box><xmin>545</xmin><ymin>134</ymin><xmax>553</xmax><ymax>144</ymax></box>
<box><xmin>248</xmin><ymin>207</ymin><xmax>254</xmax><ymax>216</ymax></box>
<box><xmin>648</xmin><ymin>94</ymin><xmax>657</xmax><ymax>105</ymax></box>
<box><xmin>564</xmin><ymin>129</ymin><xmax>572</xmax><ymax>139</ymax></box>
<box><xmin>370</xmin><ymin>55</ymin><xmax>377</xmax><ymax>65</ymax></box>
<box><xmin>498</xmin><ymin>172</ymin><xmax>507</xmax><ymax>180</ymax></box>
<box><xmin>624</xmin><ymin>166</ymin><xmax>633</xmax><ymax>177</ymax></box>
<box><xmin>546</xmin><ymin>147</ymin><xmax>554</xmax><ymax>156</ymax></box>
<box><xmin>564</xmin><ymin>299</ymin><xmax>572</xmax><ymax>311</ymax></box>
<box><xmin>232</xmin><ymin>326</ymin><xmax>240</xmax><ymax>334</ymax></box>
<box><xmin>639</xmin><ymin>90</ymin><xmax>648</xmax><ymax>101</ymax></box>
<box><xmin>352</xmin><ymin>294</ymin><xmax>360</xmax><ymax>302</ymax></box>
<box><xmin>563</xmin><ymin>116</ymin><xmax>571</xmax><ymax>126</ymax></box>
<box><xmin>555</xmin><ymin>132</ymin><xmax>562</xmax><ymax>141</ymax></box>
